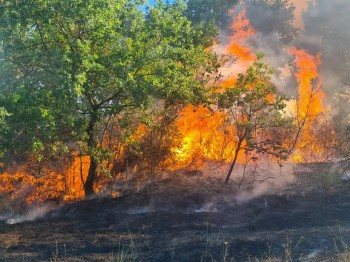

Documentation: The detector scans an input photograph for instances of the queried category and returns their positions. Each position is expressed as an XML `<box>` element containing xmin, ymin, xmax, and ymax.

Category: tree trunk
<box><xmin>84</xmin><ymin>157</ymin><xmax>98</xmax><ymax>196</ymax></box>
<box><xmin>225</xmin><ymin>137</ymin><xmax>244</xmax><ymax>184</ymax></box>
<box><xmin>224</xmin><ymin>146</ymin><xmax>241</xmax><ymax>184</ymax></box>
<box><xmin>84</xmin><ymin>108</ymin><xmax>98</xmax><ymax>197</ymax></box>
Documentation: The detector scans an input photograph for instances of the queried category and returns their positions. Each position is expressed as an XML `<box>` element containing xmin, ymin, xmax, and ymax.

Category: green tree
<box><xmin>0</xmin><ymin>107</ymin><xmax>10</xmax><ymax>158</ymax></box>
<box><xmin>185</xmin><ymin>0</ymin><xmax>238</xmax><ymax>29</ymax></box>
<box><xmin>216</xmin><ymin>53</ymin><xmax>292</xmax><ymax>184</ymax></box>
<box><xmin>0</xmin><ymin>0</ymin><xmax>218</xmax><ymax>195</ymax></box>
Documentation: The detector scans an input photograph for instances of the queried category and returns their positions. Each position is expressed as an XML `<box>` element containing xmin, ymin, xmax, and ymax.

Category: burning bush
<box><xmin>0</xmin><ymin>172</ymin><xmax>65</xmax><ymax>208</ymax></box>
<box><xmin>1</xmin><ymin>0</ymin><xmax>349</xmax><ymax>206</ymax></box>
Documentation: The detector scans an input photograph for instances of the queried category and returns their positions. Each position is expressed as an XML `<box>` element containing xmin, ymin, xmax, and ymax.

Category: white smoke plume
<box><xmin>235</xmin><ymin>183</ymin><xmax>270</xmax><ymax>205</ymax></box>
<box><xmin>6</xmin><ymin>206</ymin><xmax>50</xmax><ymax>225</ymax></box>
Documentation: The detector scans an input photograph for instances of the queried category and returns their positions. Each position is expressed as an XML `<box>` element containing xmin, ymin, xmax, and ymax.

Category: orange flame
<box><xmin>173</xmin><ymin>106</ymin><xmax>236</xmax><ymax>169</ymax></box>
<box><xmin>0</xmin><ymin>4</ymin><xmax>337</xmax><ymax>207</ymax></box>
<box><xmin>173</xmin><ymin>8</ymin><xmax>257</xmax><ymax>168</ymax></box>
<box><xmin>290</xmin><ymin>48</ymin><xmax>324</xmax><ymax>118</ymax></box>
<box><xmin>289</xmin><ymin>48</ymin><xmax>332</xmax><ymax>162</ymax></box>
<box><xmin>0</xmin><ymin>154</ymin><xmax>94</xmax><ymax>205</ymax></box>
<box><xmin>228</xmin><ymin>8</ymin><xmax>256</xmax><ymax>63</ymax></box>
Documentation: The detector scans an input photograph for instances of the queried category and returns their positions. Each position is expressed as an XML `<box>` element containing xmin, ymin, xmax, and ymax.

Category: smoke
<box><xmin>300</xmin><ymin>0</ymin><xmax>350</xmax><ymax>112</ymax></box>
<box><xmin>245</xmin><ymin>31</ymin><xmax>297</xmax><ymax>96</ymax></box>
<box><xmin>215</xmin><ymin>1</ymin><xmax>299</xmax><ymax>96</ymax></box>
<box><xmin>216</xmin><ymin>0</ymin><xmax>350</xmax><ymax>116</ymax></box>
<box><xmin>232</xmin><ymin>163</ymin><xmax>296</xmax><ymax>205</ymax></box>
<box><xmin>290</xmin><ymin>0</ymin><xmax>309</xmax><ymax>28</ymax></box>
<box><xmin>6</xmin><ymin>206</ymin><xmax>50</xmax><ymax>225</ymax></box>
<box><xmin>194</xmin><ymin>201</ymin><xmax>218</xmax><ymax>213</ymax></box>
<box><xmin>0</xmin><ymin>213</ymin><xmax>12</xmax><ymax>221</ymax></box>
<box><xmin>235</xmin><ymin>183</ymin><xmax>270</xmax><ymax>205</ymax></box>
<box><xmin>241</xmin><ymin>0</ymin><xmax>300</xmax><ymax>96</ymax></box>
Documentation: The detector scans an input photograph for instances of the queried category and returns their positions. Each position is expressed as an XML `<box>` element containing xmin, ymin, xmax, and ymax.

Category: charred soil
<box><xmin>1</xmin><ymin>165</ymin><xmax>350</xmax><ymax>261</ymax></box>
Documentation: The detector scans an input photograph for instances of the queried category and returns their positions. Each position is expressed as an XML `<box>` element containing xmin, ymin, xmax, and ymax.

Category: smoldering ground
<box><xmin>1</xmin><ymin>163</ymin><xmax>350</xmax><ymax>261</ymax></box>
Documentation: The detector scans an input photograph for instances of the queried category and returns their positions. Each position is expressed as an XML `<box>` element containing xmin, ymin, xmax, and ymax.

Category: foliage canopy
<box><xmin>0</xmin><ymin>0</ymin><xmax>219</xmax><ymax>195</ymax></box>
<box><xmin>215</xmin><ymin>53</ymin><xmax>292</xmax><ymax>184</ymax></box>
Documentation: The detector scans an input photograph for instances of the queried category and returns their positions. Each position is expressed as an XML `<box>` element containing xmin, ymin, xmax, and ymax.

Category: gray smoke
<box><xmin>300</xmin><ymin>0</ymin><xmax>350</xmax><ymax>112</ymax></box>
<box><xmin>219</xmin><ymin>0</ymin><xmax>350</xmax><ymax>114</ymax></box>
<box><xmin>245</xmin><ymin>0</ymin><xmax>298</xmax><ymax>95</ymax></box>
<box><xmin>217</xmin><ymin>1</ymin><xmax>299</xmax><ymax>96</ymax></box>
<box><xmin>6</xmin><ymin>206</ymin><xmax>49</xmax><ymax>225</ymax></box>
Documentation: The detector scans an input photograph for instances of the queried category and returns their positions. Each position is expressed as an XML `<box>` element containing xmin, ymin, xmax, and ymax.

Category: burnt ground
<box><xmin>1</xmin><ymin>163</ymin><xmax>350</xmax><ymax>261</ymax></box>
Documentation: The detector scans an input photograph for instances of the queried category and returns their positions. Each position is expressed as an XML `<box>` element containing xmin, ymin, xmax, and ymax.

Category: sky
<box><xmin>148</xmin><ymin>0</ymin><xmax>174</xmax><ymax>5</ymax></box>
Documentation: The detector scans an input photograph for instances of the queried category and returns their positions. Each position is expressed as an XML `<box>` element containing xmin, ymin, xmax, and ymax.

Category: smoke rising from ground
<box><xmin>235</xmin><ymin>183</ymin><xmax>270</xmax><ymax>204</ymax></box>
<box><xmin>6</xmin><ymin>206</ymin><xmax>50</xmax><ymax>225</ymax></box>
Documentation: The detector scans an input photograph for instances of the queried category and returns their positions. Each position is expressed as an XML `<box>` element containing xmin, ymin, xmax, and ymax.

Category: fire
<box><xmin>289</xmin><ymin>48</ymin><xmax>332</xmax><ymax>162</ymax></box>
<box><xmin>173</xmin><ymin>8</ymin><xmax>257</xmax><ymax>168</ymax></box>
<box><xmin>173</xmin><ymin>7</ymin><xmax>333</xmax><ymax>167</ymax></box>
<box><xmin>0</xmin><ymin>171</ymin><xmax>66</xmax><ymax>205</ymax></box>
<box><xmin>173</xmin><ymin>106</ymin><xmax>236</xmax><ymax>168</ymax></box>
<box><xmin>228</xmin><ymin>8</ymin><xmax>256</xmax><ymax>63</ymax></box>
<box><xmin>290</xmin><ymin>48</ymin><xmax>324</xmax><ymax>118</ymax></box>
<box><xmin>0</xmin><ymin>2</ymin><xmax>338</xmax><ymax>206</ymax></box>
<box><xmin>0</xmin><ymin>154</ymin><xmax>93</xmax><ymax>205</ymax></box>
<box><xmin>64</xmin><ymin>154</ymin><xmax>90</xmax><ymax>200</ymax></box>
<box><xmin>0</xmin><ymin>6</ymin><xmax>271</xmax><ymax>205</ymax></box>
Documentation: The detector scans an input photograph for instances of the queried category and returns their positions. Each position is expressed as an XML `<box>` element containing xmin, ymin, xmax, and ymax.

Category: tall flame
<box><xmin>290</xmin><ymin>48</ymin><xmax>324</xmax><ymax>118</ymax></box>
<box><xmin>227</xmin><ymin>8</ymin><xmax>256</xmax><ymax>63</ymax></box>
<box><xmin>173</xmin><ymin>8</ymin><xmax>256</xmax><ymax>169</ymax></box>
<box><xmin>173</xmin><ymin>106</ymin><xmax>235</xmax><ymax>169</ymax></box>
<box><xmin>289</xmin><ymin>48</ymin><xmax>331</xmax><ymax>162</ymax></box>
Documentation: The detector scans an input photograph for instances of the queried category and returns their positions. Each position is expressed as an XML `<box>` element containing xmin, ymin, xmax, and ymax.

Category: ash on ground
<box><xmin>1</xmin><ymin>162</ymin><xmax>350</xmax><ymax>261</ymax></box>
